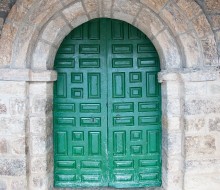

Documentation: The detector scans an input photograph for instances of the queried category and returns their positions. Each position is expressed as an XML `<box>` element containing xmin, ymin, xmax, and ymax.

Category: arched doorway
<box><xmin>53</xmin><ymin>18</ymin><xmax>161</xmax><ymax>188</ymax></box>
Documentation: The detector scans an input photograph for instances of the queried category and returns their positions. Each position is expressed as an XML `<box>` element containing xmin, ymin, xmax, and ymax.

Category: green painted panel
<box><xmin>54</xmin><ymin>18</ymin><xmax>161</xmax><ymax>188</ymax></box>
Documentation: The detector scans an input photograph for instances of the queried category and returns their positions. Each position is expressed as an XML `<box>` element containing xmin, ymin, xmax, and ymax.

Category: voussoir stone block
<box><xmin>160</xmin><ymin>3</ymin><xmax>189</xmax><ymax>35</ymax></box>
<box><xmin>135</xmin><ymin>7</ymin><xmax>164</xmax><ymax>39</ymax></box>
<box><xmin>62</xmin><ymin>1</ymin><xmax>88</xmax><ymax>28</ymax></box>
<box><xmin>176</xmin><ymin>0</ymin><xmax>202</xmax><ymax>19</ymax></box>
<box><xmin>205</xmin><ymin>0</ymin><xmax>220</xmax><ymax>13</ymax></box>
<box><xmin>140</xmin><ymin>0</ymin><xmax>168</xmax><ymax>13</ymax></box>
<box><xmin>83</xmin><ymin>0</ymin><xmax>99</xmax><ymax>19</ymax></box>
<box><xmin>153</xmin><ymin>30</ymin><xmax>181</xmax><ymax>69</ymax></box>
<box><xmin>113</xmin><ymin>0</ymin><xmax>141</xmax><ymax>23</ymax></box>
<box><xmin>41</xmin><ymin>15</ymin><xmax>71</xmax><ymax>46</ymax></box>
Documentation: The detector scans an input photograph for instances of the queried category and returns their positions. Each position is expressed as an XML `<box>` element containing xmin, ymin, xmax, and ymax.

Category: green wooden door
<box><xmin>54</xmin><ymin>18</ymin><xmax>161</xmax><ymax>188</ymax></box>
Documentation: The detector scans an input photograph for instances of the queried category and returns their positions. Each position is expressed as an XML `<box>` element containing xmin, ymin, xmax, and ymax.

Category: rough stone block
<box><xmin>209</xmin><ymin>117</ymin><xmax>220</xmax><ymax>132</ymax></box>
<box><xmin>30</xmin><ymin>97</ymin><xmax>53</xmax><ymax>116</ymax></box>
<box><xmin>10</xmin><ymin>177</ymin><xmax>27</xmax><ymax>190</ymax></box>
<box><xmin>10</xmin><ymin>137</ymin><xmax>25</xmax><ymax>155</ymax></box>
<box><xmin>163</xmin><ymin>131</ymin><xmax>183</xmax><ymax>156</ymax></box>
<box><xmin>210</xmin><ymin>15</ymin><xmax>220</xmax><ymax>30</ymax></box>
<box><xmin>0</xmin><ymin>179</ymin><xmax>7</xmax><ymax>190</ymax></box>
<box><xmin>160</xmin><ymin>3</ymin><xmax>189</xmax><ymax>35</ymax></box>
<box><xmin>192</xmin><ymin>14</ymin><xmax>213</xmax><ymax>39</ymax></box>
<box><xmin>103</xmin><ymin>0</ymin><xmax>112</xmax><ymax>17</ymax></box>
<box><xmin>9</xmin><ymin>98</ymin><xmax>26</xmax><ymax>116</ymax></box>
<box><xmin>207</xmin><ymin>81</ymin><xmax>220</xmax><ymax>95</ymax></box>
<box><xmin>176</xmin><ymin>0</ymin><xmax>202</xmax><ymax>19</ymax></box>
<box><xmin>185</xmin><ymin>172</ymin><xmax>220</xmax><ymax>190</ymax></box>
<box><xmin>83</xmin><ymin>0</ymin><xmax>99</xmax><ymax>19</ymax></box>
<box><xmin>140</xmin><ymin>0</ymin><xmax>168</xmax><ymax>13</ymax></box>
<box><xmin>184</xmin><ymin>81</ymin><xmax>206</xmax><ymax>96</ymax></box>
<box><xmin>32</xmin><ymin>41</ymin><xmax>57</xmax><ymax>70</ymax></box>
<box><xmin>41</xmin><ymin>15</ymin><xmax>71</xmax><ymax>46</ymax></box>
<box><xmin>184</xmin><ymin>117</ymin><xmax>205</xmax><ymax>133</ymax></box>
<box><xmin>178</xmin><ymin>32</ymin><xmax>202</xmax><ymax>68</ymax></box>
<box><xmin>0</xmin><ymin>158</ymin><xmax>26</xmax><ymax>176</ymax></box>
<box><xmin>0</xmin><ymin>138</ymin><xmax>7</xmax><ymax>154</ymax></box>
<box><xmin>0</xmin><ymin>81</ymin><xmax>26</xmax><ymax>96</ymax></box>
<box><xmin>201</xmin><ymin>36</ymin><xmax>218</xmax><ymax>66</ymax></box>
<box><xmin>184</xmin><ymin>99</ymin><xmax>220</xmax><ymax>115</ymax></box>
<box><xmin>27</xmin><ymin>0</ymin><xmax>62</xmax><ymax>28</ymax></box>
<box><xmin>186</xmin><ymin>135</ymin><xmax>216</xmax><ymax>158</ymax></box>
<box><xmin>0</xmin><ymin>117</ymin><xmax>25</xmax><ymax>135</ymax></box>
<box><xmin>29</xmin><ymin>82</ymin><xmax>53</xmax><ymax>96</ymax></box>
<box><xmin>62</xmin><ymin>2</ymin><xmax>88</xmax><ymax>28</ymax></box>
<box><xmin>153</xmin><ymin>29</ymin><xmax>181</xmax><ymax>69</ymax></box>
<box><xmin>135</xmin><ymin>7</ymin><xmax>164</xmax><ymax>39</ymax></box>
<box><xmin>30</xmin><ymin>116</ymin><xmax>52</xmax><ymax>135</ymax></box>
<box><xmin>113</xmin><ymin>0</ymin><xmax>141</xmax><ymax>23</ymax></box>
<box><xmin>205</xmin><ymin>0</ymin><xmax>220</xmax><ymax>13</ymax></box>
<box><xmin>31</xmin><ymin>135</ymin><xmax>52</xmax><ymax>155</ymax></box>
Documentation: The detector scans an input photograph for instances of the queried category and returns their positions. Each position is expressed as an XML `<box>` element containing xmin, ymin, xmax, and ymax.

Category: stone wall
<box><xmin>0</xmin><ymin>0</ymin><xmax>220</xmax><ymax>190</ymax></box>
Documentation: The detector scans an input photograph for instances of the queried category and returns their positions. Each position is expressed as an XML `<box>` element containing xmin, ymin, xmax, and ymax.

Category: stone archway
<box><xmin>0</xmin><ymin>1</ymin><xmax>219</xmax><ymax>190</ymax></box>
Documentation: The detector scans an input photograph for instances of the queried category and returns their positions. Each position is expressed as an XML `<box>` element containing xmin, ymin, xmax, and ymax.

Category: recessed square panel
<box><xmin>129</xmin><ymin>72</ymin><xmax>142</xmax><ymax>83</ymax></box>
<box><xmin>131</xmin><ymin>145</ymin><xmax>142</xmax><ymax>155</ymax></box>
<box><xmin>72</xmin><ymin>132</ymin><xmax>84</xmax><ymax>141</ymax></box>
<box><xmin>130</xmin><ymin>131</ymin><xmax>142</xmax><ymax>141</ymax></box>
<box><xmin>72</xmin><ymin>146</ymin><xmax>84</xmax><ymax>156</ymax></box>
<box><xmin>71</xmin><ymin>73</ymin><xmax>83</xmax><ymax>83</ymax></box>
<box><xmin>71</xmin><ymin>88</ymin><xmax>83</xmax><ymax>99</ymax></box>
<box><xmin>130</xmin><ymin>87</ymin><xmax>142</xmax><ymax>98</ymax></box>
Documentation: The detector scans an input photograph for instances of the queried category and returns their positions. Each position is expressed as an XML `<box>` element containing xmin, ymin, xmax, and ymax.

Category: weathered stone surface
<box><xmin>186</xmin><ymin>135</ymin><xmax>216</xmax><ymax>158</ymax></box>
<box><xmin>185</xmin><ymin>172</ymin><xmax>220</xmax><ymax>190</ymax></box>
<box><xmin>0</xmin><ymin>179</ymin><xmax>7</xmax><ymax>190</ymax></box>
<box><xmin>0</xmin><ymin>138</ymin><xmax>7</xmax><ymax>154</ymax></box>
<box><xmin>184</xmin><ymin>82</ymin><xmax>206</xmax><ymax>96</ymax></box>
<box><xmin>205</xmin><ymin>0</ymin><xmax>220</xmax><ymax>13</ymax></box>
<box><xmin>12</xmin><ymin>24</ymin><xmax>36</xmax><ymax>68</ymax></box>
<box><xmin>163</xmin><ymin>116</ymin><xmax>182</xmax><ymax>132</ymax></box>
<box><xmin>0</xmin><ymin>117</ymin><xmax>25</xmax><ymax>135</ymax></box>
<box><xmin>0</xmin><ymin>81</ymin><xmax>26</xmax><ymax>96</ymax></box>
<box><xmin>210</xmin><ymin>15</ymin><xmax>220</xmax><ymax>30</ymax></box>
<box><xmin>160</xmin><ymin>3</ymin><xmax>189</xmax><ymax>35</ymax></box>
<box><xmin>209</xmin><ymin>117</ymin><xmax>220</xmax><ymax>132</ymax></box>
<box><xmin>9</xmin><ymin>98</ymin><xmax>26</xmax><ymax>116</ymax></box>
<box><xmin>62</xmin><ymin>2</ymin><xmax>88</xmax><ymax>28</ymax></box>
<box><xmin>0</xmin><ymin>103</ymin><xmax>7</xmax><ymax>115</ymax></box>
<box><xmin>113</xmin><ymin>0</ymin><xmax>141</xmax><ymax>23</ymax></box>
<box><xmin>185</xmin><ymin>117</ymin><xmax>205</xmax><ymax>133</ymax></box>
<box><xmin>11</xmin><ymin>177</ymin><xmax>27</xmax><ymax>190</ymax></box>
<box><xmin>140</xmin><ymin>0</ymin><xmax>168</xmax><ymax>13</ymax></box>
<box><xmin>207</xmin><ymin>81</ymin><xmax>220</xmax><ymax>95</ymax></box>
<box><xmin>27</xmin><ymin>0</ymin><xmax>62</xmax><ymax>28</ymax></box>
<box><xmin>0</xmin><ymin>158</ymin><xmax>26</xmax><ymax>176</ymax></box>
<box><xmin>31</xmin><ymin>135</ymin><xmax>52</xmax><ymax>155</ymax></box>
<box><xmin>153</xmin><ymin>29</ymin><xmax>181</xmax><ymax>69</ymax></box>
<box><xmin>32</xmin><ymin>41</ymin><xmax>57</xmax><ymax>70</ymax></box>
<box><xmin>185</xmin><ymin>159</ymin><xmax>220</xmax><ymax>173</ymax></box>
<box><xmin>41</xmin><ymin>15</ymin><xmax>71</xmax><ymax>46</ymax></box>
<box><xmin>201</xmin><ymin>36</ymin><xmax>218</xmax><ymax>66</ymax></box>
<box><xmin>135</xmin><ymin>7</ymin><xmax>164</xmax><ymax>39</ymax></box>
<box><xmin>184</xmin><ymin>99</ymin><xmax>220</xmax><ymax>115</ymax></box>
<box><xmin>83</xmin><ymin>0</ymin><xmax>99</xmax><ymax>19</ymax></box>
<box><xmin>29</xmin><ymin>82</ymin><xmax>53</xmax><ymax>96</ymax></box>
<box><xmin>30</xmin><ymin>117</ymin><xmax>52</xmax><ymax>135</ymax></box>
<box><xmin>30</xmin><ymin>97</ymin><xmax>52</xmax><ymax>116</ymax></box>
<box><xmin>176</xmin><ymin>0</ymin><xmax>202</xmax><ymax>19</ymax></box>
<box><xmin>31</xmin><ymin>157</ymin><xmax>47</xmax><ymax>173</ymax></box>
<box><xmin>30</xmin><ymin>174</ymin><xmax>48</xmax><ymax>190</ymax></box>
<box><xmin>163</xmin><ymin>132</ymin><xmax>183</xmax><ymax>156</ymax></box>
<box><xmin>192</xmin><ymin>14</ymin><xmax>213</xmax><ymax>39</ymax></box>
<box><xmin>179</xmin><ymin>31</ymin><xmax>202</xmax><ymax>68</ymax></box>
<box><xmin>10</xmin><ymin>137</ymin><xmax>25</xmax><ymax>155</ymax></box>
<box><xmin>102</xmin><ymin>0</ymin><xmax>112</xmax><ymax>17</ymax></box>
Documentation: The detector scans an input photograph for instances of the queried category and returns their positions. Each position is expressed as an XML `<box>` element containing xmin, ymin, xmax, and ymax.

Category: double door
<box><xmin>54</xmin><ymin>18</ymin><xmax>161</xmax><ymax>188</ymax></box>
